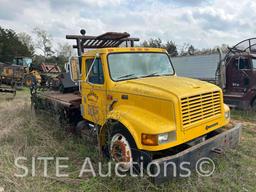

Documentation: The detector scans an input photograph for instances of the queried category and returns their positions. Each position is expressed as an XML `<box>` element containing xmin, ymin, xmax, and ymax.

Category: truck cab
<box><xmin>226</xmin><ymin>54</ymin><xmax>256</xmax><ymax>93</ymax></box>
<box><xmin>31</xmin><ymin>31</ymin><xmax>241</xmax><ymax>183</ymax></box>
<box><xmin>70</xmin><ymin>45</ymin><xmax>231</xmax><ymax>168</ymax></box>
<box><xmin>215</xmin><ymin>38</ymin><xmax>256</xmax><ymax>110</ymax></box>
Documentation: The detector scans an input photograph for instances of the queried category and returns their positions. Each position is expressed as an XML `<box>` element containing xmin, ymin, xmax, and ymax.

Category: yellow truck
<box><xmin>32</xmin><ymin>30</ymin><xmax>241</xmax><ymax>184</ymax></box>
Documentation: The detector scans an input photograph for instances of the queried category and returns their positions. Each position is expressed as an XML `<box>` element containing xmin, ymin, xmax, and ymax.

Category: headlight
<box><xmin>225</xmin><ymin>111</ymin><xmax>230</xmax><ymax>119</ymax></box>
<box><xmin>142</xmin><ymin>131</ymin><xmax>176</xmax><ymax>146</ymax></box>
<box><xmin>158</xmin><ymin>133</ymin><xmax>169</xmax><ymax>144</ymax></box>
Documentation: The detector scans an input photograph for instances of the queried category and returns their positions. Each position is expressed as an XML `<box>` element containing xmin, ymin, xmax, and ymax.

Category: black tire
<box><xmin>252</xmin><ymin>99</ymin><xmax>256</xmax><ymax>111</ymax></box>
<box><xmin>75</xmin><ymin>120</ymin><xmax>97</xmax><ymax>144</ymax></box>
<box><xmin>109</xmin><ymin>126</ymin><xmax>152</xmax><ymax>172</ymax></box>
<box><xmin>24</xmin><ymin>75</ymin><xmax>33</xmax><ymax>87</ymax></box>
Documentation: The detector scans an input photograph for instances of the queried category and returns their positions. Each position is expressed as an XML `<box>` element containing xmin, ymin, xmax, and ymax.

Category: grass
<box><xmin>231</xmin><ymin>109</ymin><xmax>256</xmax><ymax>122</ymax></box>
<box><xmin>0</xmin><ymin>91</ymin><xmax>255</xmax><ymax>191</ymax></box>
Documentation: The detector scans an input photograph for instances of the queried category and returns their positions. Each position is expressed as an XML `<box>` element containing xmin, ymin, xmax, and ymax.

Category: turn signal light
<box><xmin>141</xmin><ymin>134</ymin><xmax>158</xmax><ymax>146</ymax></box>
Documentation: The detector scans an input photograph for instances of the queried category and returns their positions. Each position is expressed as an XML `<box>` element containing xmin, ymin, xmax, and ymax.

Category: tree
<box><xmin>0</xmin><ymin>26</ymin><xmax>33</xmax><ymax>63</ymax></box>
<box><xmin>56</xmin><ymin>43</ymin><xmax>73</xmax><ymax>58</ymax></box>
<box><xmin>54</xmin><ymin>43</ymin><xmax>74</xmax><ymax>69</ymax></box>
<box><xmin>187</xmin><ymin>45</ymin><xmax>195</xmax><ymax>55</ymax></box>
<box><xmin>33</xmin><ymin>27</ymin><xmax>54</xmax><ymax>57</ymax></box>
<box><xmin>18</xmin><ymin>32</ymin><xmax>34</xmax><ymax>55</ymax></box>
<box><xmin>141</xmin><ymin>38</ymin><xmax>164</xmax><ymax>48</ymax></box>
<box><xmin>179</xmin><ymin>43</ymin><xmax>190</xmax><ymax>56</ymax></box>
<box><xmin>165</xmin><ymin>41</ymin><xmax>178</xmax><ymax>57</ymax></box>
<box><xmin>141</xmin><ymin>38</ymin><xmax>178</xmax><ymax>56</ymax></box>
<box><xmin>149</xmin><ymin>38</ymin><xmax>164</xmax><ymax>48</ymax></box>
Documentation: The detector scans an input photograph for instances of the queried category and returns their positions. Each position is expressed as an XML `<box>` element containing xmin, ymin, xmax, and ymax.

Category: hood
<box><xmin>111</xmin><ymin>76</ymin><xmax>220</xmax><ymax>100</ymax></box>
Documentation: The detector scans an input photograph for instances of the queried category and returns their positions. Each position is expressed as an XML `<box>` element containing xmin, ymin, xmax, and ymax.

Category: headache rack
<box><xmin>66</xmin><ymin>29</ymin><xmax>140</xmax><ymax>57</ymax></box>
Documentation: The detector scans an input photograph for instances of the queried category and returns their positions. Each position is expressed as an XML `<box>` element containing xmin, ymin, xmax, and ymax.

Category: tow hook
<box><xmin>211</xmin><ymin>147</ymin><xmax>224</xmax><ymax>154</ymax></box>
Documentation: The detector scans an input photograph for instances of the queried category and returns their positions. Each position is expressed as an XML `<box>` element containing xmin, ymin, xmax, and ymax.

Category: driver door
<box><xmin>81</xmin><ymin>57</ymin><xmax>107</xmax><ymax>126</ymax></box>
<box><xmin>227</xmin><ymin>57</ymin><xmax>251</xmax><ymax>93</ymax></box>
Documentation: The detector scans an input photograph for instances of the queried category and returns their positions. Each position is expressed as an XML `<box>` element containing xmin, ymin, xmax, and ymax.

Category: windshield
<box><xmin>108</xmin><ymin>52</ymin><xmax>174</xmax><ymax>81</ymax></box>
<box><xmin>23</xmin><ymin>58</ymin><xmax>32</xmax><ymax>67</ymax></box>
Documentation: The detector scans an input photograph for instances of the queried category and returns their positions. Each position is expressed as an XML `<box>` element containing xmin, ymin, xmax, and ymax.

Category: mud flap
<box><xmin>150</xmin><ymin>124</ymin><xmax>242</xmax><ymax>184</ymax></box>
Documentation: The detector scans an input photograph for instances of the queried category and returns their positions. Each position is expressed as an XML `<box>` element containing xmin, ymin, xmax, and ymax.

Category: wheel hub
<box><xmin>110</xmin><ymin>133</ymin><xmax>132</xmax><ymax>170</ymax></box>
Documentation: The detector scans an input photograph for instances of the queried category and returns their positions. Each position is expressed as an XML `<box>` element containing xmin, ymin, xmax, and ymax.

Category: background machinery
<box><xmin>172</xmin><ymin>38</ymin><xmax>256</xmax><ymax>110</ymax></box>
<box><xmin>0</xmin><ymin>56</ymin><xmax>62</xmax><ymax>89</ymax></box>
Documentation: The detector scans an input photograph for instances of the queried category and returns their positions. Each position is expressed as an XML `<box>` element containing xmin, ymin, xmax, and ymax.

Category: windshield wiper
<box><xmin>117</xmin><ymin>73</ymin><xmax>136</xmax><ymax>79</ymax></box>
<box><xmin>140</xmin><ymin>72</ymin><xmax>160</xmax><ymax>78</ymax></box>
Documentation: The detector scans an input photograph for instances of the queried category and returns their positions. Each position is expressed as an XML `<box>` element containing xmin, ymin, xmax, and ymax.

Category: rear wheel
<box><xmin>75</xmin><ymin>120</ymin><xmax>97</xmax><ymax>144</ymax></box>
<box><xmin>252</xmin><ymin>99</ymin><xmax>256</xmax><ymax>110</ymax></box>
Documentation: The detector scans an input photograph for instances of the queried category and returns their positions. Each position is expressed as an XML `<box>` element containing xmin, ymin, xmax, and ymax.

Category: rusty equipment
<box><xmin>66</xmin><ymin>29</ymin><xmax>140</xmax><ymax>57</ymax></box>
<box><xmin>215</xmin><ymin>38</ymin><xmax>256</xmax><ymax>109</ymax></box>
<box><xmin>0</xmin><ymin>73</ymin><xmax>16</xmax><ymax>98</ymax></box>
<box><xmin>0</xmin><ymin>86</ymin><xmax>16</xmax><ymax>96</ymax></box>
<box><xmin>172</xmin><ymin>38</ymin><xmax>256</xmax><ymax>110</ymax></box>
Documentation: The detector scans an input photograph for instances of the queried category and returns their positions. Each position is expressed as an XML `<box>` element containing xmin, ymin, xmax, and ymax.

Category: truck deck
<box><xmin>32</xmin><ymin>90</ymin><xmax>82</xmax><ymax>127</ymax></box>
<box><xmin>36</xmin><ymin>91</ymin><xmax>81</xmax><ymax>107</ymax></box>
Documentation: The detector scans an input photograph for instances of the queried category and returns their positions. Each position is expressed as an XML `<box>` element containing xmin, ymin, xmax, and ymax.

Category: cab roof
<box><xmin>83</xmin><ymin>47</ymin><xmax>167</xmax><ymax>57</ymax></box>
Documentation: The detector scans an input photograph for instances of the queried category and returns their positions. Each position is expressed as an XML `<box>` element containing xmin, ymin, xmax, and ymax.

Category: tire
<box><xmin>75</xmin><ymin>120</ymin><xmax>97</xmax><ymax>144</ymax></box>
<box><xmin>252</xmin><ymin>99</ymin><xmax>256</xmax><ymax>111</ymax></box>
<box><xmin>109</xmin><ymin>126</ymin><xmax>152</xmax><ymax>172</ymax></box>
<box><xmin>24</xmin><ymin>76</ymin><xmax>33</xmax><ymax>87</ymax></box>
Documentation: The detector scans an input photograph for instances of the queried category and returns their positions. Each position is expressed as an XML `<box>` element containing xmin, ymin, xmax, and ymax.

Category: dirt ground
<box><xmin>0</xmin><ymin>90</ymin><xmax>255</xmax><ymax>192</ymax></box>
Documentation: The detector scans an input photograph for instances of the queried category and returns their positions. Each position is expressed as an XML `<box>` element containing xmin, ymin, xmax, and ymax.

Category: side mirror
<box><xmin>69</xmin><ymin>56</ymin><xmax>81</xmax><ymax>82</ymax></box>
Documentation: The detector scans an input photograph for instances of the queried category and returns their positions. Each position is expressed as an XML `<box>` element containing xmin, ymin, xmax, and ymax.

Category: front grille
<box><xmin>181</xmin><ymin>91</ymin><xmax>221</xmax><ymax>129</ymax></box>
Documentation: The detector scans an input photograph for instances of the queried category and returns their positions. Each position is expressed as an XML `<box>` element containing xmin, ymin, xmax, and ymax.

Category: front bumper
<box><xmin>150</xmin><ymin>123</ymin><xmax>242</xmax><ymax>184</ymax></box>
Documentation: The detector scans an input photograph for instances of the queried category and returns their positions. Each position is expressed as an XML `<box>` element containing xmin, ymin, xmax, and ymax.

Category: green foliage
<box><xmin>142</xmin><ymin>38</ymin><xmax>163</xmax><ymax>48</ymax></box>
<box><xmin>141</xmin><ymin>38</ymin><xmax>178</xmax><ymax>56</ymax></box>
<box><xmin>0</xmin><ymin>26</ymin><xmax>33</xmax><ymax>63</ymax></box>
<box><xmin>166</xmin><ymin>41</ymin><xmax>178</xmax><ymax>57</ymax></box>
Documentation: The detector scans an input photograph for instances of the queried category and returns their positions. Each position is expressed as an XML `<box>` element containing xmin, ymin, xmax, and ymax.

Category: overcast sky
<box><xmin>0</xmin><ymin>0</ymin><xmax>255</xmax><ymax>51</ymax></box>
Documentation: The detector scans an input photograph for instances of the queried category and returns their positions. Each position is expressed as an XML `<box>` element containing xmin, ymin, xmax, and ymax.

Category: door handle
<box><xmin>109</xmin><ymin>99</ymin><xmax>118</xmax><ymax>111</ymax></box>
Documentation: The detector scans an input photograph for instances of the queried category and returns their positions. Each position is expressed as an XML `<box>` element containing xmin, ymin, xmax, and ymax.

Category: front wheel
<box><xmin>109</xmin><ymin>127</ymin><xmax>152</xmax><ymax>172</ymax></box>
<box><xmin>110</xmin><ymin>132</ymin><xmax>134</xmax><ymax>171</ymax></box>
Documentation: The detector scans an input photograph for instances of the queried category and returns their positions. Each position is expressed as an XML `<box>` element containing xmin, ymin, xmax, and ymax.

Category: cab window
<box><xmin>238</xmin><ymin>58</ymin><xmax>250</xmax><ymax>70</ymax></box>
<box><xmin>86</xmin><ymin>58</ymin><xmax>104</xmax><ymax>84</ymax></box>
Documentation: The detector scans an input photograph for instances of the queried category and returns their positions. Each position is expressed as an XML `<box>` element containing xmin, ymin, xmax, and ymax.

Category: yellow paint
<box><xmin>79</xmin><ymin>47</ymin><xmax>230</xmax><ymax>151</ymax></box>
<box><xmin>30</xmin><ymin>70</ymin><xmax>42</xmax><ymax>83</ymax></box>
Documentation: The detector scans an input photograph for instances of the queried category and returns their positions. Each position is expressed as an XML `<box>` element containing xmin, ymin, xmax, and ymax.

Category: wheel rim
<box><xmin>110</xmin><ymin>133</ymin><xmax>133</xmax><ymax>171</ymax></box>
<box><xmin>26</xmin><ymin>79</ymin><xmax>32</xmax><ymax>86</ymax></box>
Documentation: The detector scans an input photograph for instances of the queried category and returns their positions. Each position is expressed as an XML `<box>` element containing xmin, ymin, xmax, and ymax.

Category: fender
<box><xmin>100</xmin><ymin>105</ymin><xmax>176</xmax><ymax>150</ymax></box>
